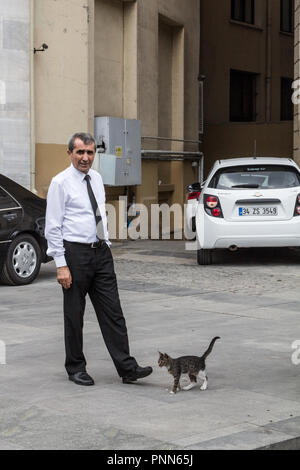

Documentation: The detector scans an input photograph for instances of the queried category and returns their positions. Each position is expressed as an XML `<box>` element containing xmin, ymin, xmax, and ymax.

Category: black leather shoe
<box><xmin>68</xmin><ymin>371</ymin><xmax>95</xmax><ymax>386</ymax></box>
<box><xmin>122</xmin><ymin>366</ymin><xmax>153</xmax><ymax>384</ymax></box>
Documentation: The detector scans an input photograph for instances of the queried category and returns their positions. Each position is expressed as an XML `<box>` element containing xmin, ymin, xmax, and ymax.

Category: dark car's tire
<box><xmin>197</xmin><ymin>249</ymin><xmax>212</xmax><ymax>265</ymax></box>
<box><xmin>0</xmin><ymin>235</ymin><xmax>42</xmax><ymax>286</ymax></box>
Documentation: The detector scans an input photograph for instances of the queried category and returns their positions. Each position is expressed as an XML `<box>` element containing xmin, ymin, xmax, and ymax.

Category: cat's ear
<box><xmin>158</xmin><ymin>352</ymin><xmax>167</xmax><ymax>357</ymax></box>
<box><xmin>158</xmin><ymin>351</ymin><xmax>167</xmax><ymax>358</ymax></box>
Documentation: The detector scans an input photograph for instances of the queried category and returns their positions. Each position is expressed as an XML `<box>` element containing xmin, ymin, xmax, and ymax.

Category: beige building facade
<box><xmin>0</xmin><ymin>0</ymin><xmax>32</xmax><ymax>188</ymax></box>
<box><xmin>32</xmin><ymin>0</ymin><xmax>201</xmax><ymax>228</ymax></box>
<box><xmin>5</xmin><ymin>0</ymin><xmax>295</xmax><ymax>237</ymax></box>
<box><xmin>294</xmin><ymin>0</ymin><xmax>300</xmax><ymax>163</ymax></box>
<box><xmin>201</xmin><ymin>0</ymin><xmax>294</xmax><ymax>174</ymax></box>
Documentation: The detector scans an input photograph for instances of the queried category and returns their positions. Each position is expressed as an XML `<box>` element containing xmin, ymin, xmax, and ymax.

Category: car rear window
<box><xmin>208</xmin><ymin>165</ymin><xmax>300</xmax><ymax>190</ymax></box>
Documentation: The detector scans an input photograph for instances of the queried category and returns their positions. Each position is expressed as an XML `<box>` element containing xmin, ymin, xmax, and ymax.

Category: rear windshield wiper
<box><xmin>231</xmin><ymin>184</ymin><xmax>260</xmax><ymax>189</ymax></box>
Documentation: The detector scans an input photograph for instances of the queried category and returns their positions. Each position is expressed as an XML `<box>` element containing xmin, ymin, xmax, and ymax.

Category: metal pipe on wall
<box><xmin>199</xmin><ymin>0</ymin><xmax>204</xmax><ymax>184</ymax></box>
<box><xmin>30</xmin><ymin>0</ymin><xmax>37</xmax><ymax>194</ymax></box>
<box><xmin>142</xmin><ymin>136</ymin><xmax>202</xmax><ymax>145</ymax></box>
<box><xmin>141</xmin><ymin>150</ymin><xmax>203</xmax><ymax>157</ymax></box>
<box><xmin>141</xmin><ymin>149</ymin><xmax>204</xmax><ymax>183</ymax></box>
<box><xmin>265</xmin><ymin>0</ymin><xmax>272</xmax><ymax>122</ymax></box>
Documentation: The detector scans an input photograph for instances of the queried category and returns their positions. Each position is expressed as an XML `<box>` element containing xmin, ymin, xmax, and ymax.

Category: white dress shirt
<box><xmin>45</xmin><ymin>164</ymin><xmax>110</xmax><ymax>268</ymax></box>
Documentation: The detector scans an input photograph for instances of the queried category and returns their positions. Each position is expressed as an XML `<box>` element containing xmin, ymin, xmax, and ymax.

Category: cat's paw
<box><xmin>182</xmin><ymin>385</ymin><xmax>191</xmax><ymax>391</ymax></box>
<box><xmin>169</xmin><ymin>391</ymin><xmax>175</xmax><ymax>395</ymax></box>
<box><xmin>200</xmin><ymin>383</ymin><xmax>208</xmax><ymax>391</ymax></box>
<box><xmin>183</xmin><ymin>383</ymin><xmax>196</xmax><ymax>391</ymax></box>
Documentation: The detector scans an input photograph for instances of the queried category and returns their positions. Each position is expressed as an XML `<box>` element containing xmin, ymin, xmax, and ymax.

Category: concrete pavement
<box><xmin>1</xmin><ymin>240</ymin><xmax>300</xmax><ymax>450</ymax></box>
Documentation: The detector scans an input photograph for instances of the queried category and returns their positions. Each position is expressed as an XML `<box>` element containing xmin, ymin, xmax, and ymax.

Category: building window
<box><xmin>230</xmin><ymin>70</ymin><xmax>257</xmax><ymax>122</ymax></box>
<box><xmin>281</xmin><ymin>78</ymin><xmax>294</xmax><ymax>121</ymax></box>
<box><xmin>231</xmin><ymin>0</ymin><xmax>255</xmax><ymax>24</ymax></box>
<box><xmin>280</xmin><ymin>0</ymin><xmax>294</xmax><ymax>33</ymax></box>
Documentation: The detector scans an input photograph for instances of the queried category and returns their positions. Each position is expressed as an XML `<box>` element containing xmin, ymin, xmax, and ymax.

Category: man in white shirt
<box><xmin>45</xmin><ymin>132</ymin><xmax>152</xmax><ymax>386</ymax></box>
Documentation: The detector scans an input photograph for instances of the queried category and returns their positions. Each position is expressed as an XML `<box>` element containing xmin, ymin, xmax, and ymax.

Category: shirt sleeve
<box><xmin>45</xmin><ymin>179</ymin><xmax>67</xmax><ymax>268</ymax></box>
<box><xmin>98</xmin><ymin>175</ymin><xmax>111</xmax><ymax>246</ymax></box>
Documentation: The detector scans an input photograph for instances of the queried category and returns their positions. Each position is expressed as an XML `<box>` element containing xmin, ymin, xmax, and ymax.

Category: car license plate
<box><xmin>239</xmin><ymin>207</ymin><xmax>278</xmax><ymax>216</ymax></box>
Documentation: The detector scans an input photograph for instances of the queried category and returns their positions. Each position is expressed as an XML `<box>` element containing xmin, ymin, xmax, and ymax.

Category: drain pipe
<box><xmin>142</xmin><ymin>137</ymin><xmax>204</xmax><ymax>183</ymax></box>
<box><xmin>30</xmin><ymin>0</ymin><xmax>37</xmax><ymax>194</ymax></box>
<box><xmin>141</xmin><ymin>150</ymin><xmax>204</xmax><ymax>159</ymax></box>
<box><xmin>141</xmin><ymin>149</ymin><xmax>204</xmax><ymax>182</ymax></box>
<box><xmin>198</xmin><ymin>1</ymin><xmax>205</xmax><ymax>184</ymax></box>
<box><xmin>265</xmin><ymin>0</ymin><xmax>272</xmax><ymax>122</ymax></box>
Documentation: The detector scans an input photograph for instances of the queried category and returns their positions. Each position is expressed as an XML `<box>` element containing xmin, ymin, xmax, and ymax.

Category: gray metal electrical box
<box><xmin>93</xmin><ymin>116</ymin><xmax>141</xmax><ymax>186</ymax></box>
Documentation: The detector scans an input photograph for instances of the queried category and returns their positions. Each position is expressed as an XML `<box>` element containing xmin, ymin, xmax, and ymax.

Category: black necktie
<box><xmin>84</xmin><ymin>175</ymin><xmax>105</xmax><ymax>240</ymax></box>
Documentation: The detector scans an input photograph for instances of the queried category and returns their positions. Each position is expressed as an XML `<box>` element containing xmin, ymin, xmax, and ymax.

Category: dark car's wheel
<box><xmin>0</xmin><ymin>235</ymin><xmax>42</xmax><ymax>286</ymax></box>
<box><xmin>197</xmin><ymin>249</ymin><xmax>212</xmax><ymax>265</ymax></box>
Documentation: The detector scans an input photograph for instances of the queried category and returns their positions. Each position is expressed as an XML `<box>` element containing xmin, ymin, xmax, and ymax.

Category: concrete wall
<box><xmin>94</xmin><ymin>0</ymin><xmax>200</xmax><ymax>234</ymax></box>
<box><xmin>34</xmin><ymin>0</ymin><xmax>94</xmax><ymax>196</ymax></box>
<box><xmin>294</xmin><ymin>0</ymin><xmax>300</xmax><ymax>165</ymax></box>
<box><xmin>0</xmin><ymin>0</ymin><xmax>31</xmax><ymax>188</ymax></box>
<box><xmin>204</xmin><ymin>121</ymin><xmax>293</xmax><ymax>169</ymax></box>
<box><xmin>201</xmin><ymin>0</ymin><xmax>294</xmax><ymax>175</ymax></box>
<box><xmin>94</xmin><ymin>0</ymin><xmax>124</xmax><ymax>118</ymax></box>
<box><xmin>94</xmin><ymin>0</ymin><xmax>138</xmax><ymax>120</ymax></box>
<box><xmin>93</xmin><ymin>0</ymin><xmax>199</xmax><ymax>211</ymax></box>
<box><xmin>32</xmin><ymin>0</ymin><xmax>200</xmax><ymax>221</ymax></box>
<box><xmin>136</xmin><ymin>0</ymin><xmax>200</xmax><ymax>211</ymax></box>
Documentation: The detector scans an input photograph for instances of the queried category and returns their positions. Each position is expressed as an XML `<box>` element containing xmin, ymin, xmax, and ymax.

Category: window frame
<box><xmin>231</xmin><ymin>0</ymin><xmax>255</xmax><ymax>25</ymax></box>
<box><xmin>230</xmin><ymin>69</ymin><xmax>257</xmax><ymax>123</ymax></box>
<box><xmin>280</xmin><ymin>77</ymin><xmax>294</xmax><ymax>121</ymax></box>
<box><xmin>280</xmin><ymin>0</ymin><xmax>294</xmax><ymax>34</ymax></box>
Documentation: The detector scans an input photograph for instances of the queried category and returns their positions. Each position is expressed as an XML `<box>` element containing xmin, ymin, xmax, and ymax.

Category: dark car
<box><xmin>0</xmin><ymin>174</ymin><xmax>51</xmax><ymax>286</ymax></box>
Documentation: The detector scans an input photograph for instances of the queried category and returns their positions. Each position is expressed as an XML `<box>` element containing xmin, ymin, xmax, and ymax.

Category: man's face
<box><xmin>68</xmin><ymin>138</ymin><xmax>96</xmax><ymax>174</ymax></box>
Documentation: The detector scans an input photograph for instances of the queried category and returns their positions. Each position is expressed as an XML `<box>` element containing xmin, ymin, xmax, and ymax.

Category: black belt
<box><xmin>63</xmin><ymin>240</ymin><xmax>106</xmax><ymax>249</ymax></box>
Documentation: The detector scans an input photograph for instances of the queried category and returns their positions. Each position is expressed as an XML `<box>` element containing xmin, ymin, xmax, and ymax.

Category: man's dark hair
<box><xmin>68</xmin><ymin>133</ymin><xmax>96</xmax><ymax>153</ymax></box>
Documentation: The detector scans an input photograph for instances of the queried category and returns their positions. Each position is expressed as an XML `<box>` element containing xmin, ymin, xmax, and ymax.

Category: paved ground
<box><xmin>1</xmin><ymin>240</ymin><xmax>300</xmax><ymax>450</ymax></box>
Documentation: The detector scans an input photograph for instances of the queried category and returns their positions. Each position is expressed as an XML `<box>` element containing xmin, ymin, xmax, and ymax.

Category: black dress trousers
<box><xmin>62</xmin><ymin>241</ymin><xmax>138</xmax><ymax>376</ymax></box>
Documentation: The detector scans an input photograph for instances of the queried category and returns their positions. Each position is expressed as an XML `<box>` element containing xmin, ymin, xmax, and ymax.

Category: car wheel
<box><xmin>197</xmin><ymin>249</ymin><xmax>212</xmax><ymax>265</ymax></box>
<box><xmin>0</xmin><ymin>234</ymin><xmax>42</xmax><ymax>286</ymax></box>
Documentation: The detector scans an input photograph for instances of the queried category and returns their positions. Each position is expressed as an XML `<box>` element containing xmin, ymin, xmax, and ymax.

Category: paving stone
<box><xmin>1</xmin><ymin>240</ymin><xmax>300</xmax><ymax>449</ymax></box>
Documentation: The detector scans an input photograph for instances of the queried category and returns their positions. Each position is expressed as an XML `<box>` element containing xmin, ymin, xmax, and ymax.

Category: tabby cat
<box><xmin>158</xmin><ymin>336</ymin><xmax>220</xmax><ymax>394</ymax></box>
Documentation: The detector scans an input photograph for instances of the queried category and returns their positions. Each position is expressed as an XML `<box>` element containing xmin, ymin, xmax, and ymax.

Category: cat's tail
<box><xmin>201</xmin><ymin>336</ymin><xmax>220</xmax><ymax>360</ymax></box>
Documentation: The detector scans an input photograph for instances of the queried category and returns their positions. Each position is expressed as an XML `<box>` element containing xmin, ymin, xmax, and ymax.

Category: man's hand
<box><xmin>57</xmin><ymin>266</ymin><xmax>72</xmax><ymax>290</ymax></box>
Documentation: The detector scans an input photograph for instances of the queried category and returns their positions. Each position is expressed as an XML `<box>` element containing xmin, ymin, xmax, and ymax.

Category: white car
<box><xmin>186</xmin><ymin>181</ymin><xmax>202</xmax><ymax>235</ymax></box>
<box><xmin>188</xmin><ymin>157</ymin><xmax>300</xmax><ymax>265</ymax></box>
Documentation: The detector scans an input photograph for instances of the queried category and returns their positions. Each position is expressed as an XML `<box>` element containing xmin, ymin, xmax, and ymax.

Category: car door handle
<box><xmin>2</xmin><ymin>213</ymin><xmax>18</xmax><ymax>221</ymax></box>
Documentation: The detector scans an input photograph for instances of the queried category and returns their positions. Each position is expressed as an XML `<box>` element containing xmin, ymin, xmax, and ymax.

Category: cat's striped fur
<box><xmin>158</xmin><ymin>337</ymin><xmax>220</xmax><ymax>394</ymax></box>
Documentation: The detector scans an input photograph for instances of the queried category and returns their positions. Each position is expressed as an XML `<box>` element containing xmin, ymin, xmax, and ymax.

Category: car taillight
<box><xmin>206</xmin><ymin>196</ymin><xmax>218</xmax><ymax>208</ymax></box>
<box><xmin>212</xmin><ymin>208</ymin><xmax>221</xmax><ymax>217</ymax></box>
<box><xmin>188</xmin><ymin>191</ymin><xmax>201</xmax><ymax>201</ymax></box>
<box><xmin>294</xmin><ymin>194</ymin><xmax>300</xmax><ymax>217</ymax></box>
<box><xmin>204</xmin><ymin>194</ymin><xmax>223</xmax><ymax>218</ymax></box>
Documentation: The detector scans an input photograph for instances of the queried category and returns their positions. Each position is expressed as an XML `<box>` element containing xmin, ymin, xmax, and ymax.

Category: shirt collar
<box><xmin>70</xmin><ymin>164</ymin><xmax>92</xmax><ymax>182</ymax></box>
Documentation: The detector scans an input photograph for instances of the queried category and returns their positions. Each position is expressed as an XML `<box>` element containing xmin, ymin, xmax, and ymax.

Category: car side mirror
<box><xmin>187</xmin><ymin>182</ymin><xmax>202</xmax><ymax>193</ymax></box>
